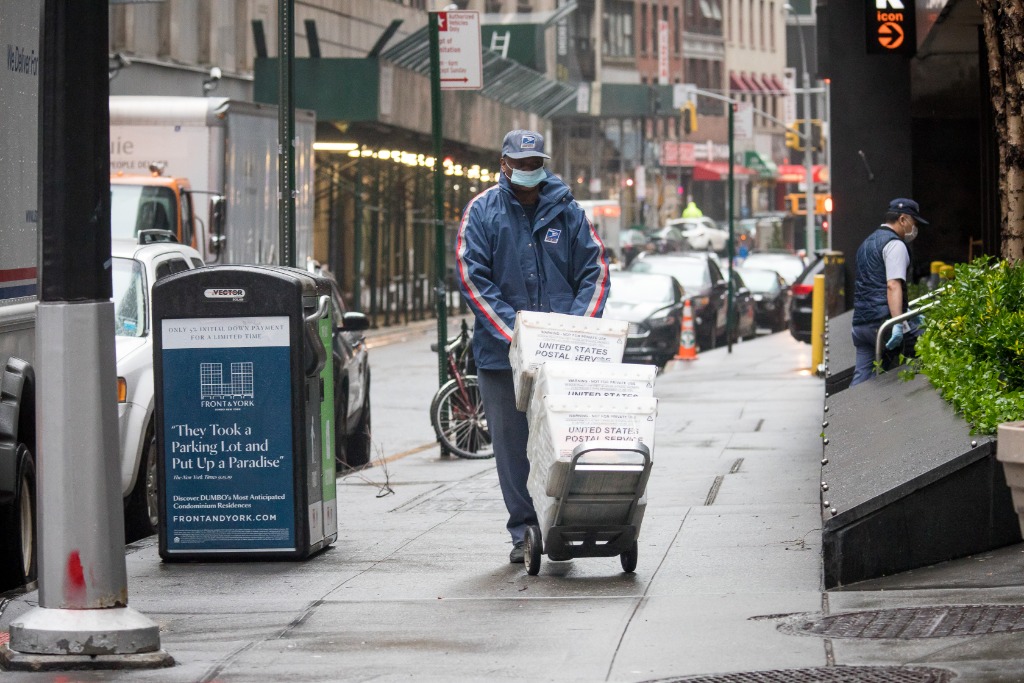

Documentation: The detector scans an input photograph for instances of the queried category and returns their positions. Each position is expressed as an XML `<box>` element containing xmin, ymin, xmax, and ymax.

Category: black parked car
<box><xmin>309</xmin><ymin>263</ymin><xmax>374</xmax><ymax>468</ymax></box>
<box><xmin>720</xmin><ymin>268</ymin><xmax>758</xmax><ymax>341</ymax></box>
<box><xmin>606</xmin><ymin>270</ymin><xmax>685</xmax><ymax>369</ymax></box>
<box><xmin>788</xmin><ymin>252</ymin><xmax>826</xmax><ymax>343</ymax></box>
<box><xmin>628</xmin><ymin>252</ymin><xmax>729</xmax><ymax>350</ymax></box>
<box><xmin>736</xmin><ymin>266</ymin><xmax>792</xmax><ymax>332</ymax></box>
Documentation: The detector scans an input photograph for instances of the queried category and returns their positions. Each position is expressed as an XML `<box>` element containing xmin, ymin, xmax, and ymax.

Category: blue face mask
<box><xmin>508</xmin><ymin>166</ymin><xmax>546</xmax><ymax>188</ymax></box>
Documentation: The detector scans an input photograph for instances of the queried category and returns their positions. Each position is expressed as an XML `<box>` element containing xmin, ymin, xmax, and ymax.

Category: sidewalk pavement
<box><xmin>3</xmin><ymin>331</ymin><xmax>1024</xmax><ymax>681</ymax></box>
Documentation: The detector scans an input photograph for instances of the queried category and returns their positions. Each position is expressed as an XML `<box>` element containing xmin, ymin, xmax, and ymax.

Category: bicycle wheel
<box><xmin>430</xmin><ymin>376</ymin><xmax>494</xmax><ymax>459</ymax></box>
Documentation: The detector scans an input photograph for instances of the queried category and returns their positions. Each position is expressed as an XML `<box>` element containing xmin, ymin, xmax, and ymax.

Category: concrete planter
<box><xmin>997</xmin><ymin>421</ymin><xmax>1024</xmax><ymax>535</ymax></box>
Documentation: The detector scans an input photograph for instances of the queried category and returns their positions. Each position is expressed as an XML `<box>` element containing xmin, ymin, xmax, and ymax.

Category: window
<box><xmin>769</xmin><ymin>1</ymin><xmax>776</xmax><ymax>50</ymax></box>
<box><xmin>759</xmin><ymin>1</ymin><xmax>765</xmax><ymax>50</ymax></box>
<box><xmin>112</xmin><ymin>258</ymin><xmax>147</xmax><ymax>338</ymax></box>
<box><xmin>673</xmin><ymin>7</ymin><xmax>681</xmax><ymax>54</ymax></box>
<box><xmin>641</xmin><ymin>3</ymin><xmax>648</xmax><ymax>54</ymax></box>
<box><xmin>155</xmin><ymin>257</ymin><xmax>190</xmax><ymax>281</ymax></box>
<box><xmin>603</xmin><ymin>0</ymin><xmax>634</xmax><ymax>58</ymax></box>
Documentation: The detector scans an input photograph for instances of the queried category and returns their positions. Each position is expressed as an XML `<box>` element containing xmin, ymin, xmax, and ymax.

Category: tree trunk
<box><xmin>978</xmin><ymin>1</ymin><xmax>1024</xmax><ymax>262</ymax></box>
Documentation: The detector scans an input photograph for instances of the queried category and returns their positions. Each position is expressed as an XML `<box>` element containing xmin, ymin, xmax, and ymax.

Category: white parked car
<box><xmin>666</xmin><ymin>217</ymin><xmax>729</xmax><ymax>252</ymax></box>
<box><xmin>112</xmin><ymin>235</ymin><xmax>204</xmax><ymax>540</ymax></box>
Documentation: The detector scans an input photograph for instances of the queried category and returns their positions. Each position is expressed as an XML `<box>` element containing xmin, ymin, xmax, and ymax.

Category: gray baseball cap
<box><xmin>501</xmin><ymin>130</ymin><xmax>550</xmax><ymax>160</ymax></box>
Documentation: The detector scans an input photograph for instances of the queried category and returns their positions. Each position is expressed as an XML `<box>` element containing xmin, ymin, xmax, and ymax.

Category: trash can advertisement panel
<box><xmin>160</xmin><ymin>316</ymin><xmax>296</xmax><ymax>553</ymax></box>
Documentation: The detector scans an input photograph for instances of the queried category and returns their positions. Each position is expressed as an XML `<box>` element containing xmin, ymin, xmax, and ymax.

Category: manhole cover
<box><xmin>642</xmin><ymin>666</ymin><xmax>953</xmax><ymax>683</ymax></box>
<box><xmin>788</xmin><ymin>605</ymin><xmax>1024</xmax><ymax>639</ymax></box>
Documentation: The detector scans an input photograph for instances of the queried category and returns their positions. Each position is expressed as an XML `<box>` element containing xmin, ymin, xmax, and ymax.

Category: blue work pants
<box><xmin>477</xmin><ymin>369</ymin><xmax>537</xmax><ymax>544</ymax></box>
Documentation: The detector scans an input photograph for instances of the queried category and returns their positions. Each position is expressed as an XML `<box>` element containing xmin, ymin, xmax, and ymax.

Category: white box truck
<box><xmin>0</xmin><ymin>0</ymin><xmax>41</xmax><ymax>591</ymax></box>
<box><xmin>108</xmin><ymin>96</ymin><xmax>316</xmax><ymax>266</ymax></box>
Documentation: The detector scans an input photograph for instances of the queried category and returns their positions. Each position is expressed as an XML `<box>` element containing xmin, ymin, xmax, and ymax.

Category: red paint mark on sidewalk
<box><xmin>0</xmin><ymin>631</ymin><xmax>9</xmax><ymax>645</ymax></box>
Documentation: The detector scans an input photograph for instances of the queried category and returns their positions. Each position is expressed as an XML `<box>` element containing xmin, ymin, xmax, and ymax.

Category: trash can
<box><xmin>152</xmin><ymin>265</ymin><xmax>337</xmax><ymax>561</ymax></box>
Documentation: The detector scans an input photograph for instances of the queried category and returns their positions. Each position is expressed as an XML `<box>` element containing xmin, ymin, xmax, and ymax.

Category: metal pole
<box><xmin>727</xmin><ymin>101</ymin><xmax>735</xmax><ymax>354</ymax></box>
<box><xmin>3</xmin><ymin>0</ymin><xmax>168</xmax><ymax>668</ymax></box>
<box><xmin>429</xmin><ymin>12</ymin><xmax>449</xmax><ymax>386</ymax></box>
<box><xmin>278</xmin><ymin>0</ymin><xmax>296</xmax><ymax>267</ymax></box>
<box><xmin>353</xmin><ymin>148</ymin><xmax>364</xmax><ymax>312</ymax></box>
<box><xmin>794</xmin><ymin>14</ymin><xmax>815</xmax><ymax>255</ymax></box>
<box><xmin>825</xmin><ymin>78</ymin><xmax>833</xmax><ymax>251</ymax></box>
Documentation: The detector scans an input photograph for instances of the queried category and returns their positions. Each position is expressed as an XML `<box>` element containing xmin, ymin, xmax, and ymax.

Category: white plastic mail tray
<box><xmin>525</xmin><ymin>395</ymin><xmax>658</xmax><ymax>488</ymax></box>
<box><xmin>509</xmin><ymin>311</ymin><xmax>629</xmax><ymax>411</ymax></box>
<box><xmin>526</xmin><ymin>361</ymin><xmax>657</xmax><ymax>426</ymax></box>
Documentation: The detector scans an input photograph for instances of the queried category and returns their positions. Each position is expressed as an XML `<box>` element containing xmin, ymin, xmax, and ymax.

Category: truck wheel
<box><xmin>345</xmin><ymin>376</ymin><xmax>372</xmax><ymax>468</ymax></box>
<box><xmin>125</xmin><ymin>423</ymin><xmax>159</xmax><ymax>541</ymax></box>
<box><xmin>0</xmin><ymin>444</ymin><xmax>37</xmax><ymax>589</ymax></box>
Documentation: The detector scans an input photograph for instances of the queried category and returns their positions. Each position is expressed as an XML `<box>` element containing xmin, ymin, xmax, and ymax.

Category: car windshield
<box><xmin>609</xmin><ymin>274</ymin><xmax>675</xmax><ymax>304</ymax></box>
<box><xmin>630</xmin><ymin>259</ymin><xmax>709</xmax><ymax>290</ymax></box>
<box><xmin>111</xmin><ymin>184</ymin><xmax>178</xmax><ymax>240</ymax></box>
<box><xmin>737</xmin><ymin>268</ymin><xmax>780</xmax><ymax>292</ymax></box>
<box><xmin>112</xmin><ymin>257</ymin><xmax>148</xmax><ymax>337</ymax></box>
<box><xmin>742</xmin><ymin>254</ymin><xmax>804</xmax><ymax>284</ymax></box>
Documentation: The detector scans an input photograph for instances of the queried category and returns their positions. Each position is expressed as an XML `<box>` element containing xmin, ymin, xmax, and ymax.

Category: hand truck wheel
<box><xmin>525</xmin><ymin>525</ymin><xmax>542</xmax><ymax>576</ymax></box>
<box><xmin>620</xmin><ymin>540</ymin><xmax>638</xmax><ymax>573</ymax></box>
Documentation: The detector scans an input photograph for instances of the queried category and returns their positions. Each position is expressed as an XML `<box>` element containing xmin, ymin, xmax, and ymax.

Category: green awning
<box><xmin>743</xmin><ymin>151</ymin><xmax>778</xmax><ymax>179</ymax></box>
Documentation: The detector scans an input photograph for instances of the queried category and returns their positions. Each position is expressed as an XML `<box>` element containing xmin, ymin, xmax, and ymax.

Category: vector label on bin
<box><xmin>161</xmin><ymin>316</ymin><xmax>296</xmax><ymax>553</ymax></box>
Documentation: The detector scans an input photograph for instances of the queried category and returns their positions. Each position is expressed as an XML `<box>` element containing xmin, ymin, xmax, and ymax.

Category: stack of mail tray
<box><xmin>526</xmin><ymin>360</ymin><xmax>657</xmax><ymax>427</ymax></box>
<box><xmin>509</xmin><ymin>311</ymin><xmax>629</xmax><ymax>412</ymax></box>
<box><xmin>526</xmin><ymin>395</ymin><xmax>657</xmax><ymax>534</ymax></box>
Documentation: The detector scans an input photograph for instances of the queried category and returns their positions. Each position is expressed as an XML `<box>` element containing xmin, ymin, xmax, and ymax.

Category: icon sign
<box><xmin>436</xmin><ymin>11</ymin><xmax>482</xmax><ymax>91</ymax></box>
<box><xmin>877</xmin><ymin>21</ymin><xmax>904</xmax><ymax>49</ymax></box>
<box><xmin>864</xmin><ymin>0</ymin><xmax>916</xmax><ymax>56</ymax></box>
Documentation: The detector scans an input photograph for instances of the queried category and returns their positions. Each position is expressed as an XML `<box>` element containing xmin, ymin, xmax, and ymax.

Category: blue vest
<box><xmin>852</xmin><ymin>227</ymin><xmax>905</xmax><ymax>326</ymax></box>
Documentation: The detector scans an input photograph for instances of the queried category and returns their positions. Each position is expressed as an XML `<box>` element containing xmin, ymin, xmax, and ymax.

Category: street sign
<box><xmin>672</xmin><ymin>82</ymin><xmax>697</xmax><ymax>109</ymax></box>
<box><xmin>865</xmin><ymin>0</ymin><xmax>917</xmax><ymax>56</ymax></box>
<box><xmin>734</xmin><ymin>101</ymin><xmax>754</xmax><ymax>139</ymax></box>
<box><xmin>657</xmin><ymin>20</ymin><xmax>669</xmax><ymax>85</ymax></box>
<box><xmin>437</xmin><ymin>11</ymin><xmax>482</xmax><ymax>90</ymax></box>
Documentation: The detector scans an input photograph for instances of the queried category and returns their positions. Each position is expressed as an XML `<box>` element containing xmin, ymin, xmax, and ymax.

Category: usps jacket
<box><xmin>456</xmin><ymin>171</ymin><xmax>609</xmax><ymax>370</ymax></box>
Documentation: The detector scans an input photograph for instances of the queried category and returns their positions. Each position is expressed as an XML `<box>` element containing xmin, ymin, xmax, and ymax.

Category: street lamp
<box><xmin>785</xmin><ymin>3</ymin><xmax>815</xmax><ymax>256</ymax></box>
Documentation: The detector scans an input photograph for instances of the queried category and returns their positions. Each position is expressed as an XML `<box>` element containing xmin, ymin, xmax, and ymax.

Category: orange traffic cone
<box><xmin>676</xmin><ymin>299</ymin><xmax>698</xmax><ymax>360</ymax></box>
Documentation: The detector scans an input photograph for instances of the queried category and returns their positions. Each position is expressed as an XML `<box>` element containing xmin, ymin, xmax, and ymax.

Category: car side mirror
<box><xmin>208</xmin><ymin>195</ymin><xmax>226</xmax><ymax>254</ymax></box>
<box><xmin>338</xmin><ymin>311</ymin><xmax>369</xmax><ymax>332</ymax></box>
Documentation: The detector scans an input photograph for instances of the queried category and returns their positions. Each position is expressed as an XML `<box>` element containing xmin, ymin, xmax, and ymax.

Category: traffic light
<box><xmin>823</xmin><ymin>195</ymin><xmax>833</xmax><ymax>213</ymax></box>
<box><xmin>681</xmin><ymin>102</ymin><xmax>697</xmax><ymax>134</ymax></box>
<box><xmin>810</xmin><ymin>119</ymin><xmax>825</xmax><ymax>152</ymax></box>
<box><xmin>785</xmin><ymin>123</ymin><xmax>802</xmax><ymax>151</ymax></box>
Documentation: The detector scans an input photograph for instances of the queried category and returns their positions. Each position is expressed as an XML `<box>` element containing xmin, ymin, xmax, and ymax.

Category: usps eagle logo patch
<box><xmin>544</xmin><ymin>228</ymin><xmax>561</xmax><ymax>244</ymax></box>
<box><xmin>521</xmin><ymin>134</ymin><xmax>537</xmax><ymax>149</ymax></box>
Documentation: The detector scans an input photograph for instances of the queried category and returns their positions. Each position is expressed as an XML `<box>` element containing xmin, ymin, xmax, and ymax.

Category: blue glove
<box><xmin>914</xmin><ymin>314</ymin><xmax>925</xmax><ymax>327</ymax></box>
<box><xmin>885</xmin><ymin>324</ymin><xmax>904</xmax><ymax>350</ymax></box>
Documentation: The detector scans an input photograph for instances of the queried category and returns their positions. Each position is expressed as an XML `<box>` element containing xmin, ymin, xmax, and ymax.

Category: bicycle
<box><xmin>429</xmin><ymin>319</ymin><xmax>494</xmax><ymax>459</ymax></box>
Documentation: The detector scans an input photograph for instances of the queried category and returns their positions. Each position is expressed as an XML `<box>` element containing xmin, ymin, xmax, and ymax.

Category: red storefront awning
<box><xmin>756</xmin><ymin>74</ymin><xmax>779</xmax><ymax>94</ymax></box>
<box><xmin>771</xmin><ymin>74</ymin><xmax>786</xmax><ymax>93</ymax></box>
<box><xmin>776</xmin><ymin>164</ymin><xmax>830</xmax><ymax>183</ymax></box>
<box><xmin>692</xmin><ymin>162</ymin><xmax>755</xmax><ymax>182</ymax></box>
<box><xmin>740</xmin><ymin>72</ymin><xmax>763</xmax><ymax>93</ymax></box>
<box><xmin>729</xmin><ymin>72</ymin><xmax>748</xmax><ymax>92</ymax></box>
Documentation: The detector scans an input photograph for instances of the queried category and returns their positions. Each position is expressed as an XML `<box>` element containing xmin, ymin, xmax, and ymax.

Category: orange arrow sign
<box><xmin>878</xmin><ymin>21</ymin><xmax>905</xmax><ymax>49</ymax></box>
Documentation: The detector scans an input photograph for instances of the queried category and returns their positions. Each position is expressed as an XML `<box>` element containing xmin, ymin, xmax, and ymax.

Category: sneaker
<box><xmin>509</xmin><ymin>541</ymin><xmax>525</xmax><ymax>563</ymax></box>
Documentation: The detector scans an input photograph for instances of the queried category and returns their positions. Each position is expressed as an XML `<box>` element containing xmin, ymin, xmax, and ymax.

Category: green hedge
<box><xmin>912</xmin><ymin>258</ymin><xmax>1024</xmax><ymax>434</ymax></box>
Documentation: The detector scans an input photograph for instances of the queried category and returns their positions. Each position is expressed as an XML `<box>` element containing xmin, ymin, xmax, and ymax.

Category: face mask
<box><xmin>507</xmin><ymin>166</ymin><xmax>546</xmax><ymax>188</ymax></box>
<box><xmin>903</xmin><ymin>221</ymin><xmax>918</xmax><ymax>244</ymax></box>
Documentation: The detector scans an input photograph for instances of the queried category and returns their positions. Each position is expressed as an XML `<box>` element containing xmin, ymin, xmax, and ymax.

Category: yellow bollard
<box><xmin>811</xmin><ymin>274</ymin><xmax>826</xmax><ymax>372</ymax></box>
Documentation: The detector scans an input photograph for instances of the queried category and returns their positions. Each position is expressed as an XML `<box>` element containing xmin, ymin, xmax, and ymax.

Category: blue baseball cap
<box><xmin>501</xmin><ymin>130</ymin><xmax>550</xmax><ymax>160</ymax></box>
<box><xmin>888</xmin><ymin>198</ymin><xmax>929</xmax><ymax>225</ymax></box>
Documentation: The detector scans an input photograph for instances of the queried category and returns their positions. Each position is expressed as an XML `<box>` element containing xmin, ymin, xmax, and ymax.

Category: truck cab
<box><xmin>111</xmin><ymin>168</ymin><xmax>200</xmax><ymax>251</ymax></box>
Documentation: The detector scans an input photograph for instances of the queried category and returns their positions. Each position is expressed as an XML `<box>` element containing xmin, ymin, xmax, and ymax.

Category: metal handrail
<box><xmin>874</xmin><ymin>300</ymin><xmax>937</xmax><ymax>363</ymax></box>
<box><xmin>872</xmin><ymin>284</ymin><xmax>951</xmax><ymax>364</ymax></box>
